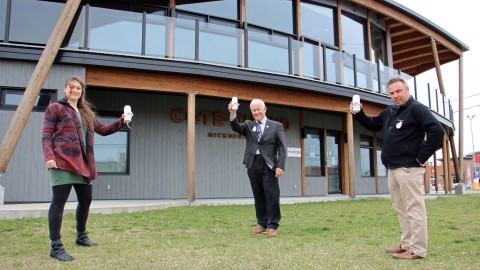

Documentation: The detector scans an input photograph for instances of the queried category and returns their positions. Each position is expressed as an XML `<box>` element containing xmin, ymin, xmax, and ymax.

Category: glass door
<box><xmin>326</xmin><ymin>131</ymin><xmax>341</xmax><ymax>194</ymax></box>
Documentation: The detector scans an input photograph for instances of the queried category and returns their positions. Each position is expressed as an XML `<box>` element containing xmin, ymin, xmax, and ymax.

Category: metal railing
<box><xmin>1</xmin><ymin>2</ymin><xmax>453</xmax><ymax>121</ymax></box>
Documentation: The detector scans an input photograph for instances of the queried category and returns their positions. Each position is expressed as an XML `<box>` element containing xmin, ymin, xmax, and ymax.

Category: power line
<box><xmin>450</xmin><ymin>93</ymin><xmax>480</xmax><ymax>102</ymax></box>
<box><xmin>453</xmin><ymin>104</ymin><xmax>480</xmax><ymax>113</ymax></box>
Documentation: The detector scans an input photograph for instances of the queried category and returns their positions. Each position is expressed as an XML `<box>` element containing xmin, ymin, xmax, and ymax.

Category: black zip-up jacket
<box><xmin>354</xmin><ymin>96</ymin><xmax>444</xmax><ymax>169</ymax></box>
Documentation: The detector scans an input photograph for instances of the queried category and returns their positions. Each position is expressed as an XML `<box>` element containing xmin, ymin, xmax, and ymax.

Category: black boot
<box><xmin>76</xmin><ymin>231</ymin><xmax>98</xmax><ymax>247</ymax></box>
<box><xmin>50</xmin><ymin>239</ymin><xmax>74</xmax><ymax>261</ymax></box>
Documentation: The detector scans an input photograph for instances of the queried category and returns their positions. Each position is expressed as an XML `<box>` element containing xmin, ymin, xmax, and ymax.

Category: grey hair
<box><xmin>250</xmin><ymin>99</ymin><xmax>266</xmax><ymax>110</ymax></box>
<box><xmin>387</xmin><ymin>75</ymin><xmax>409</xmax><ymax>90</ymax></box>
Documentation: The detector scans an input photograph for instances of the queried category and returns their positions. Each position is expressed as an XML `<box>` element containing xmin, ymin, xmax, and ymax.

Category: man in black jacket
<box><xmin>350</xmin><ymin>76</ymin><xmax>444</xmax><ymax>259</ymax></box>
<box><xmin>229</xmin><ymin>99</ymin><xmax>287</xmax><ymax>237</ymax></box>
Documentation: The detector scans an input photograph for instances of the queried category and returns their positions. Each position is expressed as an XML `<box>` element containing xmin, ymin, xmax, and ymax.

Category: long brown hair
<box><xmin>65</xmin><ymin>76</ymin><xmax>97</xmax><ymax>130</ymax></box>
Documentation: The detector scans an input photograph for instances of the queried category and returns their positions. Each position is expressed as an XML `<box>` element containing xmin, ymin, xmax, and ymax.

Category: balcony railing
<box><xmin>1</xmin><ymin>1</ymin><xmax>453</xmax><ymax>121</ymax></box>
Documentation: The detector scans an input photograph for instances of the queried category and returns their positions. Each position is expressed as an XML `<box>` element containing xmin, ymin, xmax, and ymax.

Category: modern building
<box><xmin>0</xmin><ymin>0</ymin><xmax>469</xmax><ymax>203</ymax></box>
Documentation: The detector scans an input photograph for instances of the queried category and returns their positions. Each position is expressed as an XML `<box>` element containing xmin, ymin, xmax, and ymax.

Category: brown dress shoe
<box><xmin>265</xmin><ymin>229</ymin><xmax>277</xmax><ymax>238</ymax></box>
<box><xmin>385</xmin><ymin>246</ymin><xmax>406</xmax><ymax>253</ymax></box>
<box><xmin>392</xmin><ymin>250</ymin><xmax>424</xmax><ymax>259</ymax></box>
<box><xmin>251</xmin><ymin>225</ymin><xmax>266</xmax><ymax>235</ymax></box>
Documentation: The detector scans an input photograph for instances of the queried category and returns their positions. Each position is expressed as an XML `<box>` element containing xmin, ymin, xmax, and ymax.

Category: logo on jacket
<box><xmin>396</xmin><ymin>120</ymin><xmax>403</xmax><ymax>129</ymax></box>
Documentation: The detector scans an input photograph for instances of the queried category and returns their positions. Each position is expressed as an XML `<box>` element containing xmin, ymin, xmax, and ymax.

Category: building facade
<box><xmin>0</xmin><ymin>0</ymin><xmax>468</xmax><ymax>203</ymax></box>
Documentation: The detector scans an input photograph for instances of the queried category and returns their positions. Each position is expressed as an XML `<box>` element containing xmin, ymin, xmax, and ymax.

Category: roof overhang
<box><xmin>350</xmin><ymin>0</ymin><xmax>469</xmax><ymax>76</ymax></box>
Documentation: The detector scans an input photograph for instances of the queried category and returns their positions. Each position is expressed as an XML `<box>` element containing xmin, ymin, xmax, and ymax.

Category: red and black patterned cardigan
<box><xmin>42</xmin><ymin>99</ymin><xmax>126</xmax><ymax>182</ymax></box>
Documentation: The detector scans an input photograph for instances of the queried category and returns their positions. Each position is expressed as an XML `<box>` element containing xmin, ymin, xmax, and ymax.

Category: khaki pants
<box><xmin>388</xmin><ymin>167</ymin><xmax>427</xmax><ymax>257</ymax></box>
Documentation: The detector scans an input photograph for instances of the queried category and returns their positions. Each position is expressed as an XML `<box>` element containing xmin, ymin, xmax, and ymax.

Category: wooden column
<box><xmin>239</xmin><ymin>0</ymin><xmax>246</xmax><ymax>68</ymax></box>
<box><xmin>433</xmin><ymin>152</ymin><xmax>439</xmax><ymax>193</ymax></box>
<box><xmin>346</xmin><ymin>113</ymin><xmax>356</xmax><ymax>198</ymax></box>
<box><xmin>323</xmin><ymin>129</ymin><xmax>329</xmax><ymax>195</ymax></box>
<box><xmin>458</xmin><ymin>57</ymin><xmax>464</xmax><ymax>183</ymax></box>
<box><xmin>187</xmin><ymin>93</ymin><xmax>196</xmax><ymax>202</ymax></box>
<box><xmin>446</xmin><ymin>138</ymin><xmax>452</xmax><ymax>193</ymax></box>
<box><xmin>300</xmin><ymin>110</ymin><xmax>306</xmax><ymax>196</ymax></box>
<box><xmin>373</xmin><ymin>133</ymin><xmax>379</xmax><ymax>194</ymax></box>
<box><xmin>449</xmin><ymin>133</ymin><xmax>461</xmax><ymax>184</ymax></box>
<box><xmin>442</xmin><ymin>136</ymin><xmax>449</xmax><ymax>193</ymax></box>
<box><xmin>0</xmin><ymin>0</ymin><xmax>81</xmax><ymax>175</ymax></box>
<box><xmin>424</xmin><ymin>162</ymin><xmax>431</xmax><ymax>194</ymax></box>
<box><xmin>167</xmin><ymin>0</ymin><xmax>175</xmax><ymax>59</ymax></box>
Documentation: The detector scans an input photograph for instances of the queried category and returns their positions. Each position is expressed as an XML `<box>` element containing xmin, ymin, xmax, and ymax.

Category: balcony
<box><xmin>0</xmin><ymin>1</ymin><xmax>453</xmax><ymax>122</ymax></box>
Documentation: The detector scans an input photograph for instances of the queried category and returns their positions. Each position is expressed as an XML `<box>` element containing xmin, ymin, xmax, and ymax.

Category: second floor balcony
<box><xmin>0</xmin><ymin>1</ymin><xmax>454</xmax><ymax>122</ymax></box>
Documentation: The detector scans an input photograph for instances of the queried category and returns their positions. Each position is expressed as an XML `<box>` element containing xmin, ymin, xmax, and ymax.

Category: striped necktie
<box><xmin>256</xmin><ymin>121</ymin><xmax>262</xmax><ymax>141</ymax></box>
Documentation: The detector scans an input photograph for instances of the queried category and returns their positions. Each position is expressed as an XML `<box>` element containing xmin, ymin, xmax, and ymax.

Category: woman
<box><xmin>42</xmin><ymin>76</ymin><xmax>126</xmax><ymax>261</ymax></box>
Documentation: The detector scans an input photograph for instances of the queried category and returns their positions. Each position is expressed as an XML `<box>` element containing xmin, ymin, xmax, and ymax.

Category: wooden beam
<box><xmin>424</xmin><ymin>162</ymin><xmax>430</xmax><ymax>194</ymax></box>
<box><xmin>373</xmin><ymin>132</ymin><xmax>379</xmax><ymax>194</ymax></box>
<box><xmin>431</xmin><ymin>38</ymin><xmax>445</xmax><ymax>95</ymax></box>
<box><xmin>458</xmin><ymin>57</ymin><xmax>464</xmax><ymax>184</ymax></box>
<box><xmin>323</xmin><ymin>129</ymin><xmax>329</xmax><ymax>195</ymax></box>
<box><xmin>86</xmin><ymin>67</ymin><xmax>386</xmax><ymax>115</ymax></box>
<box><xmin>0</xmin><ymin>0</ymin><xmax>81</xmax><ymax>174</ymax></box>
<box><xmin>442</xmin><ymin>136</ymin><xmax>449</xmax><ymax>193</ymax></box>
<box><xmin>392</xmin><ymin>39</ymin><xmax>431</xmax><ymax>55</ymax></box>
<box><xmin>300</xmin><ymin>110</ymin><xmax>306</xmax><ymax>196</ymax></box>
<box><xmin>187</xmin><ymin>93</ymin><xmax>196</xmax><ymax>202</ymax></box>
<box><xmin>446</xmin><ymin>137</ymin><xmax>452</xmax><ymax>192</ymax></box>
<box><xmin>346</xmin><ymin>113</ymin><xmax>355</xmax><ymax>198</ymax></box>
<box><xmin>350</xmin><ymin>0</ymin><xmax>463</xmax><ymax>56</ymax></box>
<box><xmin>449</xmin><ymin>133</ymin><xmax>461</xmax><ymax>184</ymax></box>
<box><xmin>434</xmin><ymin>152</ymin><xmax>439</xmax><ymax>193</ymax></box>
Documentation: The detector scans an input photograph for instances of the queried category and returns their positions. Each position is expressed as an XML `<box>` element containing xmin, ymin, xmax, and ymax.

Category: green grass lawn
<box><xmin>1</xmin><ymin>195</ymin><xmax>479</xmax><ymax>270</ymax></box>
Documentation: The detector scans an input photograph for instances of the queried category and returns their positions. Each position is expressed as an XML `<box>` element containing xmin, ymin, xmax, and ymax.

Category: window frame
<box><xmin>94</xmin><ymin>111</ymin><xmax>131</xmax><ymax>175</ymax></box>
<box><xmin>303</xmin><ymin>127</ymin><xmax>326</xmax><ymax>177</ymax></box>
<box><xmin>360</xmin><ymin>135</ymin><xmax>374</xmax><ymax>177</ymax></box>
<box><xmin>0</xmin><ymin>87</ymin><xmax>57</xmax><ymax>111</ymax></box>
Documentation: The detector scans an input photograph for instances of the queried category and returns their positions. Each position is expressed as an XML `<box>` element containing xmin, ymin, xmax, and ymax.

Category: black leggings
<box><xmin>48</xmin><ymin>184</ymin><xmax>93</xmax><ymax>241</ymax></box>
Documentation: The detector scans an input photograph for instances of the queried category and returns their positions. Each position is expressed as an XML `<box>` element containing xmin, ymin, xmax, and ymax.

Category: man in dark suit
<box><xmin>229</xmin><ymin>99</ymin><xmax>287</xmax><ymax>237</ymax></box>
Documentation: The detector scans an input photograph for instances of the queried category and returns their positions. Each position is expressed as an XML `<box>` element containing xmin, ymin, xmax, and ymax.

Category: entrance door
<box><xmin>326</xmin><ymin>131</ymin><xmax>341</xmax><ymax>194</ymax></box>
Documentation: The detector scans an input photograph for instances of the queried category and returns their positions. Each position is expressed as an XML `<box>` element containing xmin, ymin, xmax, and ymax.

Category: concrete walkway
<box><xmin>0</xmin><ymin>193</ymin><xmax>408</xmax><ymax>220</ymax></box>
<box><xmin>1</xmin><ymin>188</ymin><xmax>477</xmax><ymax>220</ymax></box>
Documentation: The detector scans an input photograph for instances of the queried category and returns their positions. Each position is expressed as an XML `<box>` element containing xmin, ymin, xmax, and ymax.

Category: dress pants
<box><xmin>247</xmin><ymin>155</ymin><xmax>281</xmax><ymax>229</ymax></box>
<box><xmin>388</xmin><ymin>167</ymin><xmax>427</xmax><ymax>257</ymax></box>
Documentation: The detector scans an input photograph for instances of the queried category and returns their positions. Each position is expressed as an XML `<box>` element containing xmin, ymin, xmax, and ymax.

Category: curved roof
<box><xmin>351</xmin><ymin>0</ymin><xmax>469</xmax><ymax>76</ymax></box>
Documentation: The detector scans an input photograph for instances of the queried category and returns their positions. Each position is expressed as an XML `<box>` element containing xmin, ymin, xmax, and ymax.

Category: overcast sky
<box><xmin>394</xmin><ymin>0</ymin><xmax>480</xmax><ymax>157</ymax></box>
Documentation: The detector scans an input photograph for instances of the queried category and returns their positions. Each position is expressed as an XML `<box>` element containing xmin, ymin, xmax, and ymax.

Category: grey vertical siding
<box><xmin>90</xmin><ymin>93</ymin><xmax>302</xmax><ymax>200</ymax></box>
<box><xmin>353</xmin><ymin>120</ymin><xmax>388</xmax><ymax>195</ymax></box>
<box><xmin>0</xmin><ymin>60</ymin><xmax>84</xmax><ymax>202</ymax></box>
<box><xmin>89</xmin><ymin>90</ymin><xmax>188</xmax><ymax>199</ymax></box>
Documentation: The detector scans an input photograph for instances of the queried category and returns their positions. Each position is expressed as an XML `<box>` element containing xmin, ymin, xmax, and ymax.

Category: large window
<box><xmin>0</xmin><ymin>87</ymin><xmax>57</xmax><ymax>111</ymax></box>
<box><xmin>94</xmin><ymin>115</ymin><xmax>129</xmax><ymax>174</ymax></box>
<box><xmin>9</xmin><ymin>0</ymin><xmax>64</xmax><ymax>44</ymax></box>
<box><xmin>370</xmin><ymin>25</ymin><xmax>387</xmax><ymax>66</ymax></box>
<box><xmin>360</xmin><ymin>135</ymin><xmax>374</xmax><ymax>177</ymax></box>
<box><xmin>300</xmin><ymin>2</ymin><xmax>335</xmax><ymax>45</ymax></box>
<box><xmin>341</xmin><ymin>14</ymin><xmax>366</xmax><ymax>59</ymax></box>
<box><xmin>175</xmin><ymin>0</ymin><xmax>238</xmax><ymax>21</ymax></box>
<box><xmin>246</xmin><ymin>0</ymin><xmax>294</xmax><ymax>34</ymax></box>
<box><xmin>88</xmin><ymin>7</ymin><xmax>143</xmax><ymax>54</ymax></box>
<box><xmin>304</xmin><ymin>129</ymin><xmax>324</xmax><ymax>176</ymax></box>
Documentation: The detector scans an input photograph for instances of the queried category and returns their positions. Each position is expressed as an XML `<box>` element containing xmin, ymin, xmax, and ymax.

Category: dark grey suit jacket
<box><xmin>231</xmin><ymin>117</ymin><xmax>287</xmax><ymax>170</ymax></box>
